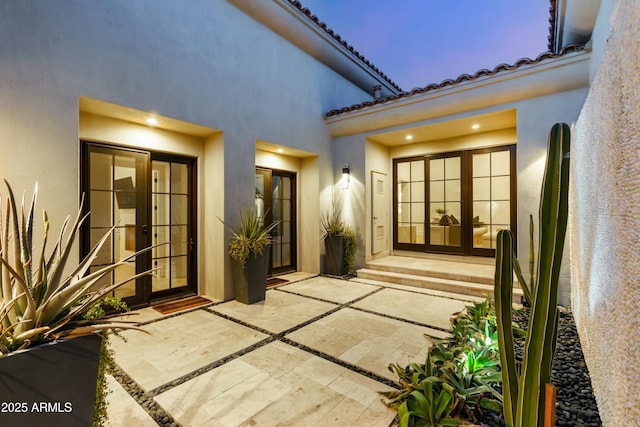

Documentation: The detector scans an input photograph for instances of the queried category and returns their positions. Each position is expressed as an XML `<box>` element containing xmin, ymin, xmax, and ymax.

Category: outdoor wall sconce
<box><xmin>342</xmin><ymin>164</ymin><xmax>350</xmax><ymax>189</ymax></box>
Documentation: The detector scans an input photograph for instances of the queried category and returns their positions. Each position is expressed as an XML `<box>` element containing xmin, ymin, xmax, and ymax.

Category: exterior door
<box><xmin>469</xmin><ymin>147</ymin><xmax>516</xmax><ymax>256</ymax></box>
<box><xmin>393</xmin><ymin>145</ymin><xmax>516</xmax><ymax>256</ymax></box>
<box><xmin>81</xmin><ymin>142</ymin><xmax>197</xmax><ymax>308</ymax></box>
<box><xmin>150</xmin><ymin>153</ymin><xmax>197</xmax><ymax>300</ymax></box>
<box><xmin>427</xmin><ymin>153</ymin><xmax>464</xmax><ymax>254</ymax></box>
<box><xmin>255</xmin><ymin>168</ymin><xmax>297</xmax><ymax>275</ymax></box>
<box><xmin>371</xmin><ymin>171</ymin><xmax>388</xmax><ymax>254</ymax></box>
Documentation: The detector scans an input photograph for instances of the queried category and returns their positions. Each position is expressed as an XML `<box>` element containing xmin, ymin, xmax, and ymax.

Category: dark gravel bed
<box><xmin>476</xmin><ymin>307</ymin><xmax>602</xmax><ymax>427</ymax></box>
<box><xmin>546</xmin><ymin>309</ymin><xmax>602</xmax><ymax>427</ymax></box>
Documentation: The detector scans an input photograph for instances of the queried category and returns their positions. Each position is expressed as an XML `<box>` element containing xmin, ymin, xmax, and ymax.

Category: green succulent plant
<box><xmin>0</xmin><ymin>181</ymin><xmax>152</xmax><ymax>356</ymax></box>
<box><xmin>386</xmin><ymin>355</ymin><xmax>459</xmax><ymax>427</ymax></box>
<box><xmin>219</xmin><ymin>206</ymin><xmax>279</xmax><ymax>269</ymax></box>
<box><xmin>397</xmin><ymin>380</ymin><xmax>459</xmax><ymax>427</ymax></box>
<box><xmin>385</xmin><ymin>297</ymin><xmax>511</xmax><ymax>426</ymax></box>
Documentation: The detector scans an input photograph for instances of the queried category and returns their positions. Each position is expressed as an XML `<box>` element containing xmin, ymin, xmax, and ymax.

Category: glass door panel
<box><xmin>396</xmin><ymin>159</ymin><xmax>425</xmax><ymax>245</ymax></box>
<box><xmin>271</xmin><ymin>172</ymin><xmax>296</xmax><ymax>273</ymax></box>
<box><xmin>272</xmin><ymin>175</ymin><xmax>282</xmax><ymax>268</ymax></box>
<box><xmin>151</xmin><ymin>160</ymin><xmax>193</xmax><ymax>293</ymax></box>
<box><xmin>255</xmin><ymin>168</ymin><xmax>296</xmax><ymax>275</ymax></box>
<box><xmin>472</xmin><ymin>149</ymin><xmax>512</xmax><ymax>250</ymax></box>
<box><xmin>271</xmin><ymin>175</ymin><xmax>288</xmax><ymax>268</ymax></box>
<box><xmin>428</xmin><ymin>155</ymin><xmax>462</xmax><ymax>250</ymax></box>
<box><xmin>85</xmin><ymin>145</ymin><xmax>149</xmax><ymax>305</ymax></box>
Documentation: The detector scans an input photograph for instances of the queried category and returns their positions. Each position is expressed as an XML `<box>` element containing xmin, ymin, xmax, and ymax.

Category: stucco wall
<box><xmin>330</xmin><ymin>134</ymin><xmax>366</xmax><ymax>270</ymax></box>
<box><xmin>0</xmin><ymin>0</ymin><xmax>370</xmax><ymax>300</ymax></box>
<box><xmin>589</xmin><ymin>0</ymin><xmax>618</xmax><ymax>82</ymax></box>
<box><xmin>570</xmin><ymin>1</ymin><xmax>640</xmax><ymax>424</ymax></box>
<box><xmin>514</xmin><ymin>88</ymin><xmax>588</xmax><ymax>306</ymax></box>
<box><xmin>365</xmin><ymin>140</ymin><xmax>391</xmax><ymax>260</ymax></box>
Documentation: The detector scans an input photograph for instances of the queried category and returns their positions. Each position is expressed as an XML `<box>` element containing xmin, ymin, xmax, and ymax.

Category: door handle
<box><xmin>373</xmin><ymin>216</ymin><xmax>378</xmax><ymax>220</ymax></box>
<box><xmin>142</xmin><ymin>224</ymin><xmax>148</xmax><ymax>233</ymax></box>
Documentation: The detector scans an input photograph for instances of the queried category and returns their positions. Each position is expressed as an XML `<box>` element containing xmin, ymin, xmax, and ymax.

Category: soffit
<box><xmin>256</xmin><ymin>140</ymin><xmax>317</xmax><ymax>159</ymax></box>
<box><xmin>367</xmin><ymin>110</ymin><xmax>516</xmax><ymax>147</ymax></box>
<box><xmin>554</xmin><ymin>0</ymin><xmax>601</xmax><ymax>52</ymax></box>
<box><xmin>79</xmin><ymin>97</ymin><xmax>219</xmax><ymax>138</ymax></box>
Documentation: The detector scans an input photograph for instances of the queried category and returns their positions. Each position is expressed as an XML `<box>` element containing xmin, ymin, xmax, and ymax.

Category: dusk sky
<box><xmin>299</xmin><ymin>1</ymin><xmax>552</xmax><ymax>90</ymax></box>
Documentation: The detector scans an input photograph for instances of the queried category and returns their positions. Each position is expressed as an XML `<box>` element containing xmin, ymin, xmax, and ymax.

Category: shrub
<box><xmin>383</xmin><ymin>298</ymin><xmax>520</xmax><ymax>426</ymax></box>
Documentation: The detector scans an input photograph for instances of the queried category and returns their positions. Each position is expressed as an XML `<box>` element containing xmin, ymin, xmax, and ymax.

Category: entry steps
<box><xmin>356</xmin><ymin>255</ymin><xmax>523</xmax><ymax>303</ymax></box>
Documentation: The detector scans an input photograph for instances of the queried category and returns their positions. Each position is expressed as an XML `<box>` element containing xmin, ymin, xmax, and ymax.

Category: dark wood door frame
<box><xmin>149</xmin><ymin>152</ymin><xmax>198</xmax><ymax>303</ymax></box>
<box><xmin>80</xmin><ymin>141</ymin><xmax>198</xmax><ymax>308</ymax></box>
<box><xmin>426</xmin><ymin>151</ymin><xmax>466</xmax><ymax>255</ymax></box>
<box><xmin>256</xmin><ymin>167</ymin><xmax>297</xmax><ymax>275</ymax></box>
<box><xmin>80</xmin><ymin>142</ymin><xmax>151</xmax><ymax>308</ymax></box>
<box><xmin>393</xmin><ymin>145</ymin><xmax>517</xmax><ymax>257</ymax></box>
<box><xmin>468</xmin><ymin>145</ymin><xmax>517</xmax><ymax>257</ymax></box>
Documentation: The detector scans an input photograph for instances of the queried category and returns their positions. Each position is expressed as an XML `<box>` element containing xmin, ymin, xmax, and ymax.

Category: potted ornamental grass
<box><xmin>0</xmin><ymin>181</ymin><xmax>152</xmax><ymax>427</ymax></box>
<box><xmin>320</xmin><ymin>207</ymin><xmax>356</xmax><ymax>277</ymax></box>
<box><xmin>220</xmin><ymin>207</ymin><xmax>279</xmax><ymax>304</ymax></box>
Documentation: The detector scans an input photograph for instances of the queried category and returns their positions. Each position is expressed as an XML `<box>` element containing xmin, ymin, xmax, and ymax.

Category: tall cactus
<box><xmin>513</xmin><ymin>214</ymin><xmax>535</xmax><ymax>306</ymax></box>
<box><xmin>495</xmin><ymin>231</ymin><xmax>518</xmax><ymax>427</ymax></box>
<box><xmin>495</xmin><ymin>122</ymin><xmax>571</xmax><ymax>427</ymax></box>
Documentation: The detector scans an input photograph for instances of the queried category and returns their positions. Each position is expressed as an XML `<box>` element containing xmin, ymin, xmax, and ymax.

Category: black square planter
<box><xmin>0</xmin><ymin>334</ymin><xmax>102</xmax><ymax>427</ymax></box>
<box><xmin>325</xmin><ymin>234</ymin><xmax>345</xmax><ymax>276</ymax></box>
<box><xmin>231</xmin><ymin>250</ymin><xmax>269</xmax><ymax>304</ymax></box>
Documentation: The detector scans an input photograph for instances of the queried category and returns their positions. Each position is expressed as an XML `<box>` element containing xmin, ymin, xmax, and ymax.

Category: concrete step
<box><xmin>363</xmin><ymin>255</ymin><xmax>520</xmax><ymax>287</ymax></box>
<box><xmin>364</xmin><ymin>261</ymin><xmax>494</xmax><ymax>285</ymax></box>
<box><xmin>356</xmin><ymin>268</ymin><xmax>523</xmax><ymax>303</ymax></box>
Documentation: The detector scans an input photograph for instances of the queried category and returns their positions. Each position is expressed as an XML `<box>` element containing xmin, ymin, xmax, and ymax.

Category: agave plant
<box><xmin>0</xmin><ymin>181</ymin><xmax>153</xmax><ymax>356</ymax></box>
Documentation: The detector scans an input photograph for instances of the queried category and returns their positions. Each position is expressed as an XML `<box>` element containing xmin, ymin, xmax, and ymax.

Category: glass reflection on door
<box><xmin>88</xmin><ymin>151</ymin><xmax>140</xmax><ymax>299</ymax></box>
<box><xmin>152</xmin><ymin>161</ymin><xmax>190</xmax><ymax>292</ymax></box>
<box><xmin>429</xmin><ymin>156</ymin><xmax>462</xmax><ymax>248</ymax></box>
<box><xmin>255</xmin><ymin>168</ymin><xmax>296</xmax><ymax>274</ymax></box>
<box><xmin>396</xmin><ymin>160</ymin><xmax>425</xmax><ymax>244</ymax></box>
<box><xmin>472</xmin><ymin>150</ymin><xmax>511</xmax><ymax>249</ymax></box>
<box><xmin>271</xmin><ymin>175</ymin><xmax>293</xmax><ymax>269</ymax></box>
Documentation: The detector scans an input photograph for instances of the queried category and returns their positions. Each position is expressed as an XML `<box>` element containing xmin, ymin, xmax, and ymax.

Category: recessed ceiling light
<box><xmin>146</xmin><ymin>117</ymin><xmax>159</xmax><ymax>127</ymax></box>
<box><xmin>405</xmin><ymin>135</ymin><xmax>413</xmax><ymax>140</ymax></box>
<box><xmin>471</xmin><ymin>124</ymin><xmax>480</xmax><ymax>130</ymax></box>
<box><xmin>276</xmin><ymin>148</ymin><xmax>284</xmax><ymax>153</ymax></box>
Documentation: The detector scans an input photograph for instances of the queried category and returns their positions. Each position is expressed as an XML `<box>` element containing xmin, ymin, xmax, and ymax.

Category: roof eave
<box><xmin>229</xmin><ymin>0</ymin><xmax>401</xmax><ymax>97</ymax></box>
<box><xmin>553</xmin><ymin>0</ymin><xmax>601</xmax><ymax>53</ymax></box>
<box><xmin>325</xmin><ymin>50</ymin><xmax>591</xmax><ymax>138</ymax></box>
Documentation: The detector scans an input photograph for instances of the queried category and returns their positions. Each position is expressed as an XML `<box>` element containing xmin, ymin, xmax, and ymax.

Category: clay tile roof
<box><xmin>287</xmin><ymin>0</ymin><xmax>403</xmax><ymax>93</ymax></box>
<box><xmin>324</xmin><ymin>45</ymin><xmax>585</xmax><ymax>118</ymax></box>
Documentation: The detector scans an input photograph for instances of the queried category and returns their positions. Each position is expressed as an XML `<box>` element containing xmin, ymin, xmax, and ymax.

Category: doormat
<box><xmin>266</xmin><ymin>277</ymin><xmax>289</xmax><ymax>288</ymax></box>
<box><xmin>152</xmin><ymin>296</ymin><xmax>211</xmax><ymax>315</ymax></box>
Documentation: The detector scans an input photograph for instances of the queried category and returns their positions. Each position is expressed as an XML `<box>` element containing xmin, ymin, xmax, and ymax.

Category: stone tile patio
<box><xmin>106</xmin><ymin>275</ymin><xmax>480</xmax><ymax>426</ymax></box>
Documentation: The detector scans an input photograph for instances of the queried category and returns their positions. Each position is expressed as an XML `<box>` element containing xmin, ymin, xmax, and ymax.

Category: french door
<box><xmin>393</xmin><ymin>145</ymin><xmax>516</xmax><ymax>256</ymax></box>
<box><xmin>81</xmin><ymin>142</ymin><xmax>197</xmax><ymax>308</ymax></box>
<box><xmin>255</xmin><ymin>168</ymin><xmax>297</xmax><ymax>275</ymax></box>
